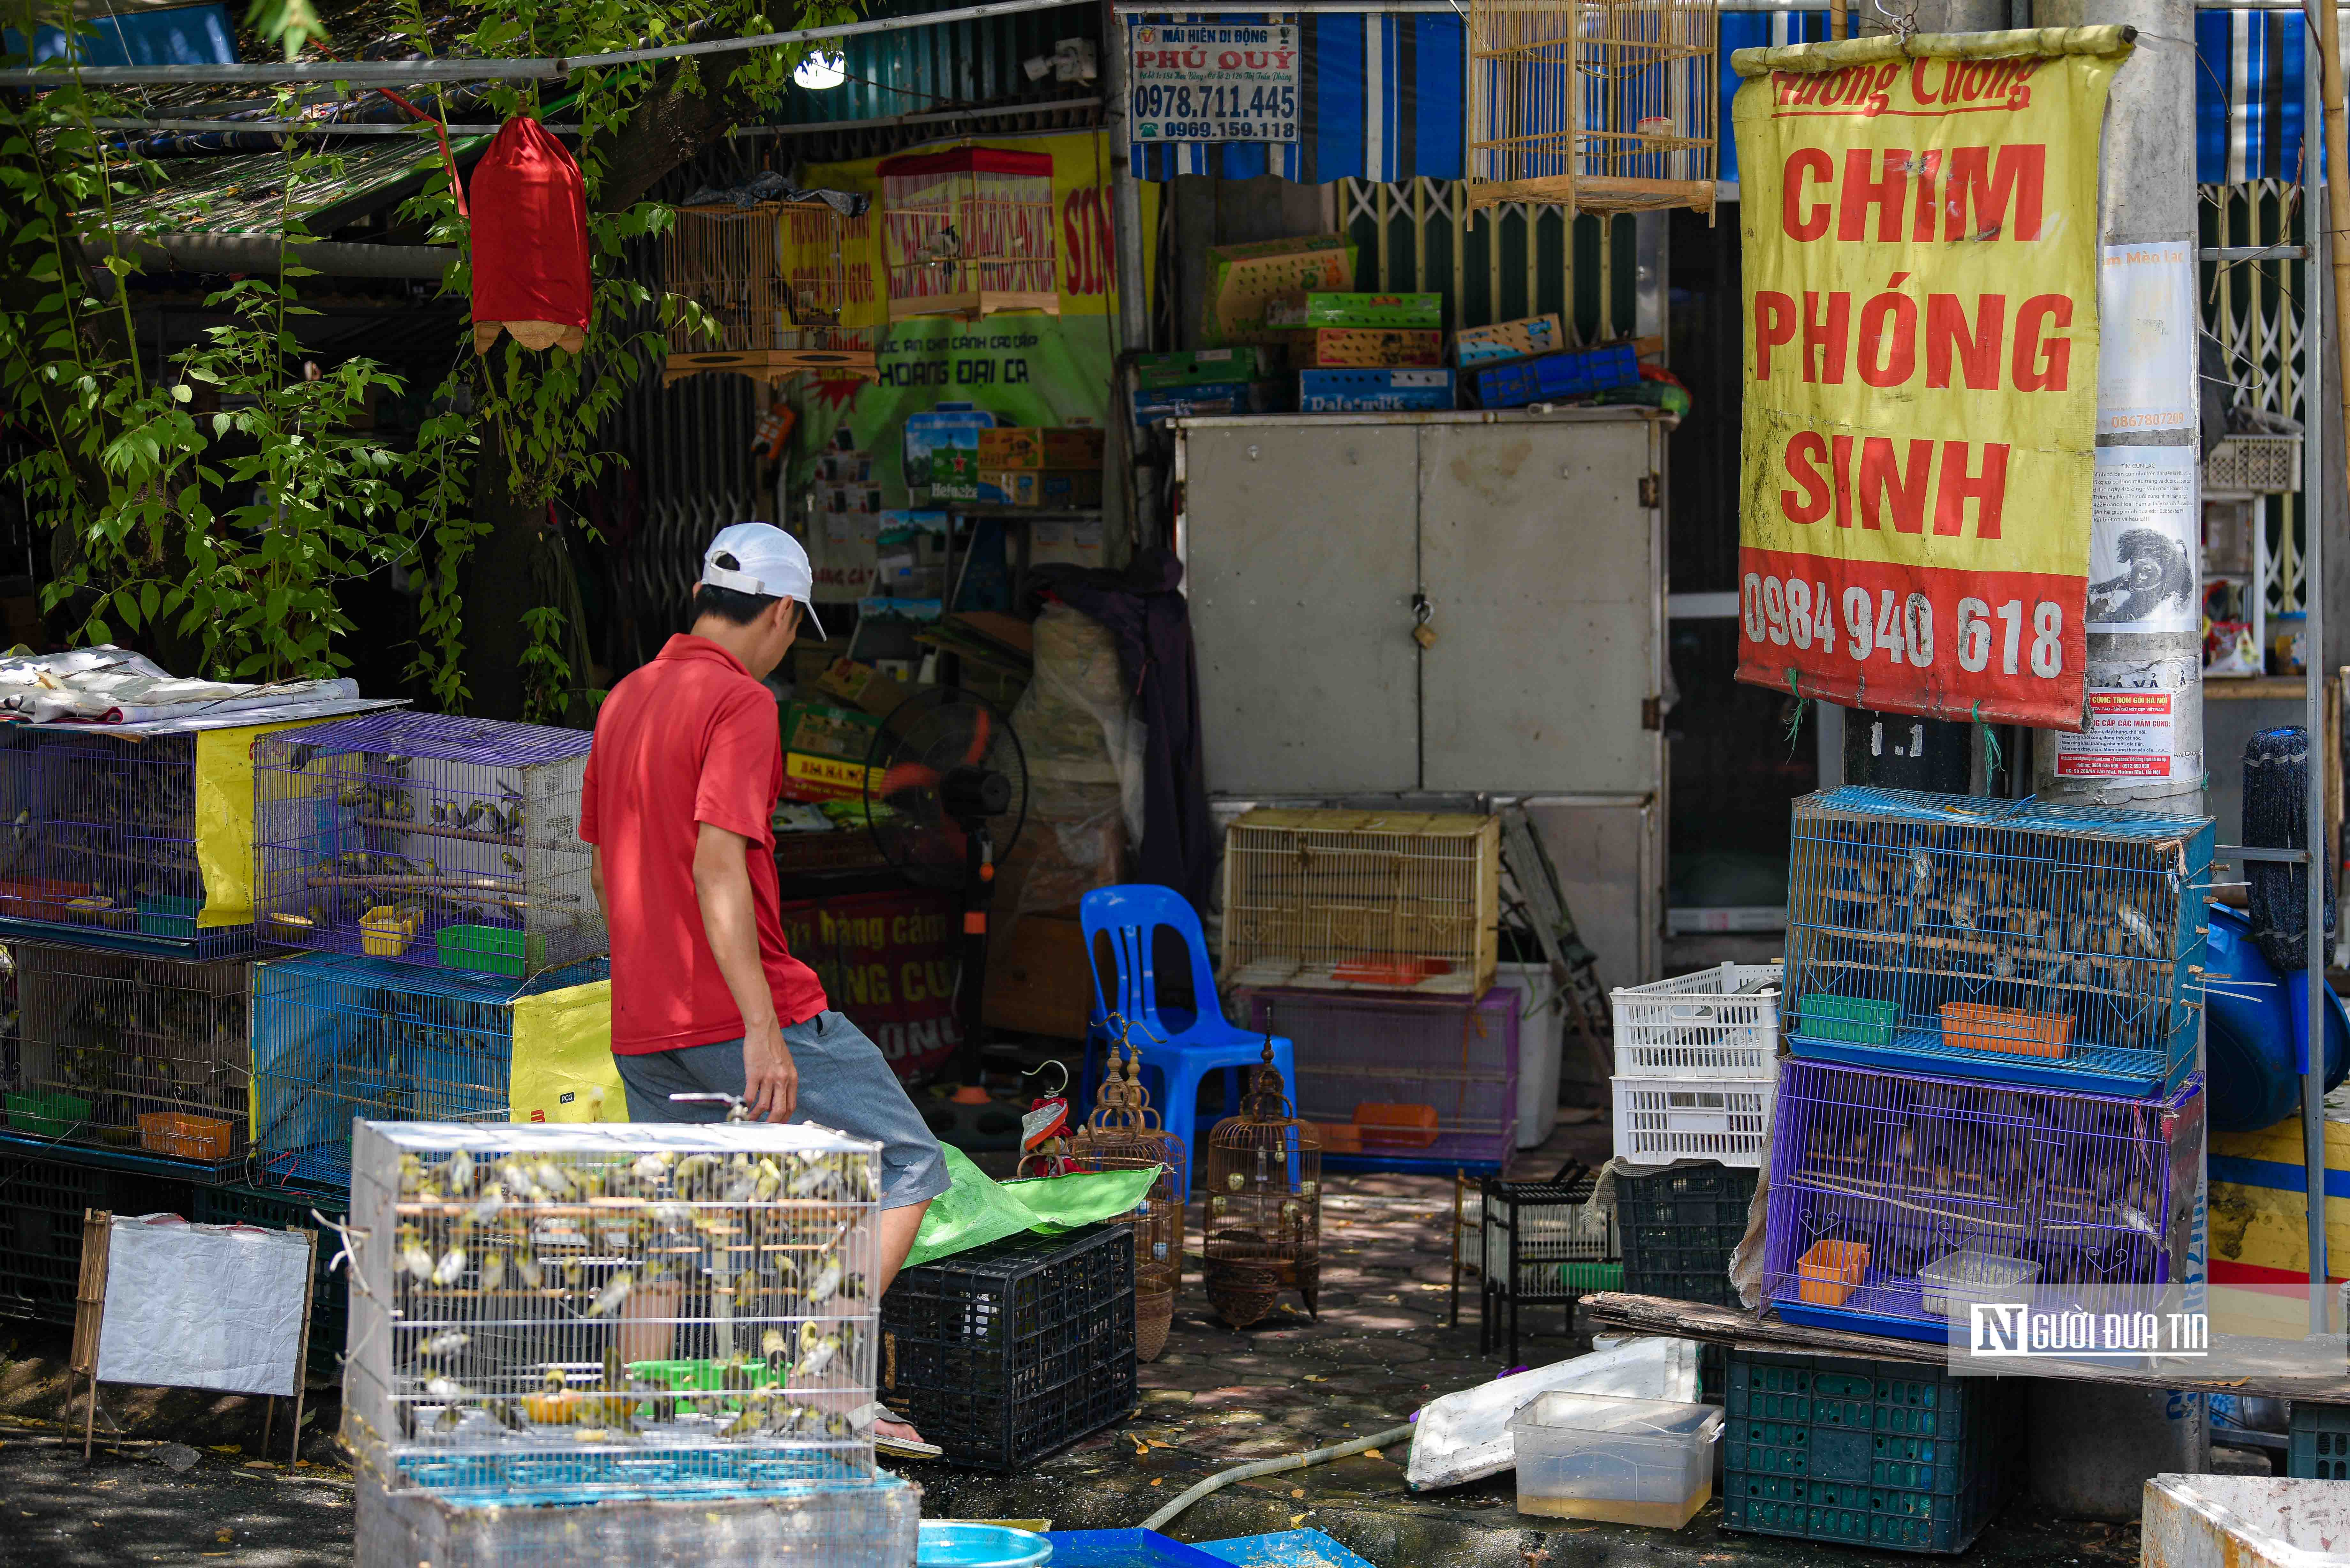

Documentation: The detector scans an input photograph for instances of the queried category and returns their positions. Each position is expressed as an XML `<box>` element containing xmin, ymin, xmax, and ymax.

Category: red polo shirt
<box><xmin>580</xmin><ymin>634</ymin><xmax>828</xmax><ymax>1053</ymax></box>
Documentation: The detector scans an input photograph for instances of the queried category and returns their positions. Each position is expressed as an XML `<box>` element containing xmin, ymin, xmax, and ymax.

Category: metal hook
<box><xmin>1022</xmin><ymin>1059</ymin><xmax>1070</xmax><ymax>1099</ymax></box>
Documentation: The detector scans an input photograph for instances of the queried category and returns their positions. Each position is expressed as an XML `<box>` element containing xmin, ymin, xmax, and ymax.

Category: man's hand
<box><xmin>743</xmin><ymin>1017</ymin><xmax>799</xmax><ymax>1123</ymax></box>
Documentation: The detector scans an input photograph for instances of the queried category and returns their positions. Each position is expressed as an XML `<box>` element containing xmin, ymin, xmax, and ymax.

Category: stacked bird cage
<box><xmin>878</xmin><ymin>147</ymin><xmax>1059</xmax><ymax>321</ymax></box>
<box><xmin>250</xmin><ymin>954</ymin><xmax>608</xmax><ymax>1192</ymax></box>
<box><xmin>661</xmin><ymin>199</ymin><xmax>880</xmax><ymax>387</ymax></box>
<box><xmin>8</xmin><ymin>944</ymin><xmax>248</xmax><ymax>1170</ymax></box>
<box><xmin>0</xmin><ymin>719</ymin><xmax>315</xmax><ymax>957</ymax></box>
<box><xmin>1063</xmin><ymin>1040</ymin><xmax>1184</xmax><ymax>1361</ymax></box>
<box><xmin>254</xmin><ymin>713</ymin><xmax>603</xmax><ymax>978</ymax></box>
<box><xmin>1466</xmin><ymin>0</ymin><xmax>1720</xmax><ymax>216</ymax></box>
<box><xmin>1221</xmin><ymin>809</ymin><xmax>1500</xmax><ymax>996</ymax></box>
<box><xmin>344</xmin><ymin>1120</ymin><xmax>887</xmax><ymax>1506</ymax></box>
<box><xmin>1757</xmin><ymin>1059</ymin><xmax>2204</xmax><ymax>1342</ymax></box>
<box><xmin>1201</xmin><ymin>1044</ymin><xmax>1321</xmax><ymax>1329</ymax></box>
<box><xmin>1783</xmin><ymin>789</ymin><xmax>2210</xmax><ymax>1099</ymax></box>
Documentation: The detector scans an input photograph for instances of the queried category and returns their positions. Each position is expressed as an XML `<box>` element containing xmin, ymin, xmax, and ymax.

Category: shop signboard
<box><xmin>1730</xmin><ymin>32</ymin><xmax>2133</xmax><ymax>730</ymax></box>
<box><xmin>1128</xmin><ymin>22</ymin><xmax>1300</xmax><ymax>142</ymax></box>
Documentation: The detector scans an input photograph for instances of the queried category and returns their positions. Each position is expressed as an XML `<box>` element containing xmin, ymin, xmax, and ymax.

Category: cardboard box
<box><xmin>977</xmin><ymin>427</ymin><xmax>1043</xmax><ymax>468</ymax></box>
<box><xmin>903</xmin><ymin>403</ymin><xmax>995</xmax><ymax>490</ymax></box>
<box><xmin>1132</xmin><ymin>380</ymin><xmax>1278</xmax><ymax>427</ymax></box>
<box><xmin>816</xmin><ymin>659</ymin><xmax>918</xmax><ymax>719</ymax></box>
<box><xmin>1296</xmin><ymin>368</ymin><xmax>1454</xmax><ymax>412</ymax></box>
<box><xmin>1041</xmin><ymin>426</ymin><xmax>1105</xmax><ymax>469</ymax></box>
<box><xmin>1293</xmin><ymin>327</ymin><xmax>1444</xmax><ymax>368</ymax></box>
<box><xmin>1204</xmin><ymin>234</ymin><xmax>1357</xmax><ymax>345</ymax></box>
<box><xmin>977</xmin><ymin>469</ymin><xmax>1039</xmax><ymax>506</ymax></box>
<box><xmin>1133</xmin><ymin>346</ymin><xmax>1286</xmax><ymax>389</ymax></box>
<box><xmin>1454</xmin><ymin>313</ymin><xmax>1566</xmax><ymax>367</ymax></box>
<box><xmin>982</xmin><ymin>914</ymin><xmax>1094</xmax><ymax>1039</ymax></box>
<box><xmin>1296</xmin><ymin>292</ymin><xmax>1442</xmax><ymax>329</ymax></box>
<box><xmin>1038</xmin><ymin>470</ymin><xmax>1103</xmax><ymax>509</ymax></box>
<box><xmin>1031</xmin><ymin>517</ymin><xmax>1104</xmax><ymax>568</ymax></box>
<box><xmin>780</xmin><ymin>700</ymin><xmax>883</xmax><ymax>803</ymax></box>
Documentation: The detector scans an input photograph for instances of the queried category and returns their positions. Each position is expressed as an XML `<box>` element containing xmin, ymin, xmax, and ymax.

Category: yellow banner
<box><xmin>799</xmin><ymin>132</ymin><xmax>1158</xmax><ymax>328</ymax></box>
<box><xmin>1732</xmin><ymin>28</ymin><xmax>2130</xmax><ymax>729</ymax></box>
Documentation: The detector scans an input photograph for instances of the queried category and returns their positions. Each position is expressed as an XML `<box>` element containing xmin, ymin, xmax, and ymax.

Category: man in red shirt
<box><xmin>581</xmin><ymin>523</ymin><xmax>947</xmax><ymax>1441</ymax></box>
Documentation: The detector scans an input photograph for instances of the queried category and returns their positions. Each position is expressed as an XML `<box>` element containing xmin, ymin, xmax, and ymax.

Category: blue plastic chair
<box><xmin>1080</xmin><ymin>884</ymin><xmax>1295</xmax><ymax>1194</ymax></box>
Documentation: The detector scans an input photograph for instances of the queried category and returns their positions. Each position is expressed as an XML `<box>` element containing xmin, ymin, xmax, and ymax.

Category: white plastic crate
<box><xmin>1610</xmin><ymin>1075</ymin><xmax>1774</xmax><ymax>1167</ymax></box>
<box><xmin>1611</xmin><ymin>962</ymin><xmax>1781</xmax><ymax>1079</ymax></box>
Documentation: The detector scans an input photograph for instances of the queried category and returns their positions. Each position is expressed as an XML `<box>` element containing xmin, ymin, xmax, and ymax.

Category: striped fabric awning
<box><xmin>1131</xmin><ymin>6</ymin><xmax>2304</xmax><ymax>189</ymax></box>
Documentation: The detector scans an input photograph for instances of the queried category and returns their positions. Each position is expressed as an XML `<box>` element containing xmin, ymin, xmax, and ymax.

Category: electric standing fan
<box><xmin>864</xmin><ymin>686</ymin><xmax>1027</xmax><ymax>1087</ymax></box>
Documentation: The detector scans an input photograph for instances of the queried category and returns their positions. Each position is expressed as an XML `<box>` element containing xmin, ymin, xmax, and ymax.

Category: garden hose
<box><xmin>1139</xmin><ymin>1422</ymin><xmax>1416</xmax><ymax>1533</ymax></box>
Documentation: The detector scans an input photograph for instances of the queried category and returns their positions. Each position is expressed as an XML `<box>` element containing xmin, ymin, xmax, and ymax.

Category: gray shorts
<box><xmin>612</xmin><ymin>1011</ymin><xmax>951</xmax><ymax>1211</ymax></box>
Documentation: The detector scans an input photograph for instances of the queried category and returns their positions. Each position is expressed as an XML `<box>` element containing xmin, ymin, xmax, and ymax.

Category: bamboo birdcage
<box><xmin>1466</xmin><ymin>0</ymin><xmax>1720</xmax><ymax>218</ymax></box>
<box><xmin>660</xmin><ymin>200</ymin><xmax>879</xmax><ymax>387</ymax></box>
<box><xmin>1065</xmin><ymin>1037</ymin><xmax>1186</xmax><ymax>1362</ymax></box>
<box><xmin>1202</xmin><ymin>1041</ymin><xmax>1321</xmax><ymax>1330</ymax></box>
<box><xmin>879</xmin><ymin>147</ymin><xmax>1060</xmax><ymax>321</ymax></box>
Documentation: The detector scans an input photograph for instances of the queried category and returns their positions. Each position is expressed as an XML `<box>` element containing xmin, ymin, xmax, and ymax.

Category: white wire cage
<box><xmin>345</xmin><ymin>1121</ymin><xmax>884</xmax><ymax>1505</ymax></box>
<box><xmin>1466</xmin><ymin>0</ymin><xmax>1720</xmax><ymax>216</ymax></box>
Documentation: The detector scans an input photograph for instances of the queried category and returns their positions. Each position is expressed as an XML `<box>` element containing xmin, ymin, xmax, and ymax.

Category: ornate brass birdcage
<box><xmin>1466</xmin><ymin>0</ymin><xmax>1720</xmax><ymax>217</ymax></box>
<box><xmin>1066</xmin><ymin>1038</ymin><xmax>1186</xmax><ymax>1361</ymax></box>
<box><xmin>661</xmin><ymin>199</ymin><xmax>880</xmax><ymax>386</ymax></box>
<box><xmin>1202</xmin><ymin>1040</ymin><xmax>1322</xmax><ymax>1330</ymax></box>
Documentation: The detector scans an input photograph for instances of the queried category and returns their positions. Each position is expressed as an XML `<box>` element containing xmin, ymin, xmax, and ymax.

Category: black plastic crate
<box><xmin>1722</xmin><ymin>1349</ymin><xmax>2013</xmax><ymax>1555</ymax></box>
<box><xmin>190</xmin><ymin>1183</ymin><xmax>346</xmax><ymax>1370</ymax></box>
<box><xmin>882</xmin><ymin>1223</ymin><xmax>1136</xmax><ymax>1471</ymax></box>
<box><xmin>2289</xmin><ymin>1402</ymin><xmax>2350</xmax><ymax>1479</ymax></box>
<box><xmin>1617</xmin><ymin>1162</ymin><xmax>1755</xmax><ymax>1308</ymax></box>
<box><xmin>0</xmin><ymin>1149</ymin><xmax>192</xmax><ymax>1322</ymax></box>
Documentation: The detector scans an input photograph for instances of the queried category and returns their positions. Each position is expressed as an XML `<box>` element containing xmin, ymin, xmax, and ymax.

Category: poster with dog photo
<box><xmin>2085</xmin><ymin>445</ymin><xmax>2199</xmax><ymax>633</ymax></box>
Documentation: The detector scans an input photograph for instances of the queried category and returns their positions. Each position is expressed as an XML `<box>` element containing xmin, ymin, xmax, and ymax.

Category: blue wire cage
<box><xmin>1783</xmin><ymin>788</ymin><xmax>2214</xmax><ymax>1100</ymax></box>
<box><xmin>249</xmin><ymin>953</ymin><xmax>608</xmax><ymax>1192</ymax></box>
<box><xmin>254</xmin><ymin>712</ymin><xmax>601</xmax><ymax>976</ymax></box>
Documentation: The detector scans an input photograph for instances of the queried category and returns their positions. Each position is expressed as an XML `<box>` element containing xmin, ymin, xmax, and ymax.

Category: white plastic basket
<box><xmin>1917</xmin><ymin>1249</ymin><xmax>2040</xmax><ymax>1316</ymax></box>
<box><xmin>1610</xmin><ymin>1074</ymin><xmax>1774</xmax><ymax>1167</ymax></box>
<box><xmin>1611</xmin><ymin>962</ymin><xmax>1782</xmax><ymax>1078</ymax></box>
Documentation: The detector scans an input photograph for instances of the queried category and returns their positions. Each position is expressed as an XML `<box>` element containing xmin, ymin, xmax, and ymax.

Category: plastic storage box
<box><xmin>1472</xmin><ymin>342</ymin><xmax>1640</xmax><ymax>409</ymax></box>
<box><xmin>1721</xmin><ymin>1348</ymin><xmax>2013</xmax><ymax>1555</ymax></box>
<box><xmin>1610</xmin><ymin>1076</ymin><xmax>1774</xmax><ymax>1166</ymax></box>
<box><xmin>881</xmin><ymin>1223</ymin><xmax>1136</xmax><ymax>1471</ymax></box>
<box><xmin>1612</xmin><ymin>962</ymin><xmax>1781</xmax><ymax>1076</ymax></box>
<box><xmin>1615</xmin><ymin>1163</ymin><xmax>1756</xmax><ymax>1308</ymax></box>
<box><xmin>1507</xmin><ymin>1390</ymin><xmax>1722</xmax><ymax>1528</ymax></box>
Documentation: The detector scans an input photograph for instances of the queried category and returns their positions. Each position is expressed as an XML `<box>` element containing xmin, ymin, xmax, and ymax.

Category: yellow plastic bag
<box><xmin>193</xmin><ymin>717</ymin><xmax>323</xmax><ymax>928</ymax></box>
<box><xmin>508</xmin><ymin>978</ymin><xmax>622</xmax><ymax>1123</ymax></box>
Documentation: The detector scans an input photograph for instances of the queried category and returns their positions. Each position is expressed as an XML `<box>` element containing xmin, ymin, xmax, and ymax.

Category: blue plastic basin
<box><xmin>919</xmin><ymin>1522</ymin><xmax>1054</xmax><ymax>1567</ymax></box>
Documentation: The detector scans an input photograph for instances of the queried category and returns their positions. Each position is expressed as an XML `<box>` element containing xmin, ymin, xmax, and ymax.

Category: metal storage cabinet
<box><xmin>1173</xmin><ymin>408</ymin><xmax>1666</xmax><ymax>800</ymax></box>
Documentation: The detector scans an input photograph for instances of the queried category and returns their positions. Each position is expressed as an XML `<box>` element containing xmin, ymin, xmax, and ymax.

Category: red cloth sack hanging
<box><xmin>469</xmin><ymin>117</ymin><xmax>591</xmax><ymax>355</ymax></box>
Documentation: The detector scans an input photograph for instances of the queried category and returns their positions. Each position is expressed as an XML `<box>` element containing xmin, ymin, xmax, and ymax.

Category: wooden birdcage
<box><xmin>879</xmin><ymin>147</ymin><xmax>1061</xmax><ymax>321</ymax></box>
<box><xmin>1202</xmin><ymin>1041</ymin><xmax>1322</xmax><ymax>1330</ymax></box>
<box><xmin>660</xmin><ymin>199</ymin><xmax>880</xmax><ymax>386</ymax></box>
<box><xmin>1466</xmin><ymin>0</ymin><xmax>1720</xmax><ymax>218</ymax></box>
<box><xmin>1066</xmin><ymin>1037</ymin><xmax>1186</xmax><ymax>1362</ymax></box>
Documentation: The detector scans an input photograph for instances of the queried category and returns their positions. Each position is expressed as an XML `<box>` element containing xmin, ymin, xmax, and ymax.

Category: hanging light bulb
<box><xmin>794</xmin><ymin>51</ymin><xmax>847</xmax><ymax>90</ymax></box>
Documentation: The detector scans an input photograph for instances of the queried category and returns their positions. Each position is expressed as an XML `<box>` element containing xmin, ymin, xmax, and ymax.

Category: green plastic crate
<box><xmin>1300</xmin><ymin>292</ymin><xmax>1442</xmax><ymax>329</ymax></box>
<box><xmin>137</xmin><ymin>894</ymin><xmax>203</xmax><ymax>939</ymax></box>
<box><xmin>1721</xmin><ymin>1349</ymin><xmax>2011</xmax><ymax>1555</ymax></box>
<box><xmin>2290</xmin><ymin>1403</ymin><xmax>2350</xmax><ymax>1479</ymax></box>
<box><xmin>1797</xmin><ymin>993</ymin><xmax>1900</xmax><ymax>1047</ymax></box>
<box><xmin>5</xmin><ymin>1090</ymin><xmax>91</xmax><ymax>1139</ymax></box>
<box><xmin>1132</xmin><ymin>346</ymin><xmax>1286</xmax><ymax>388</ymax></box>
<box><xmin>1558</xmin><ymin>1262</ymin><xmax>1623</xmax><ymax>1291</ymax></box>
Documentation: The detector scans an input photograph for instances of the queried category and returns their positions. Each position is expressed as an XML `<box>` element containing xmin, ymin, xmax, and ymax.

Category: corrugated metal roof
<box><xmin>105</xmin><ymin>138</ymin><xmax>473</xmax><ymax>235</ymax></box>
<box><xmin>767</xmin><ymin>0</ymin><xmax>1100</xmax><ymax>124</ymax></box>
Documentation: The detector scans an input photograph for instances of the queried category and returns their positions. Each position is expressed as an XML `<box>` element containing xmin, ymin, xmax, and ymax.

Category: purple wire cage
<box><xmin>1236</xmin><ymin>986</ymin><xmax>1519</xmax><ymax>1170</ymax></box>
<box><xmin>1760</xmin><ymin>1060</ymin><xmax>2204</xmax><ymax>1342</ymax></box>
<box><xmin>254</xmin><ymin>713</ymin><xmax>602</xmax><ymax>976</ymax></box>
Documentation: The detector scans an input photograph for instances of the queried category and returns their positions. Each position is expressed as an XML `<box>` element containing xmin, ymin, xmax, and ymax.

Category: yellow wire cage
<box><xmin>660</xmin><ymin>200</ymin><xmax>880</xmax><ymax>386</ymax></box>
<box><xmin>1466</xmin><ymin>0</ymin><xmax>1720</xmax><ymax>217</ymax></box>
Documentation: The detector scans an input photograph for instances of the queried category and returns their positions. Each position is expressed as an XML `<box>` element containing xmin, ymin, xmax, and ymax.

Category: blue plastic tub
<box><xmin>1041</xmin><ymin>1530</ymin><xmax>1226</xmax><ymax>1567</ymax></box>
<box><xmin>1197</xmin><ymin>1530</ymin><xmax>1379</xmax><ymax>1567</ymax></box>
<box><xmin>920</xmin><ymin>1522</ymin><xmax>1053</xmax><ymax>1567</ymax></box>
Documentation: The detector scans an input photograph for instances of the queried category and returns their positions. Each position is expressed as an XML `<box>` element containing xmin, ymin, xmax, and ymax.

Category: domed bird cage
<box><xmin>661</xmin><ymin>199</ymin><xmax>880</xmax><ymax>386</ymax></box>
<box><xmin>1466</xmin><ymin>0</ymin><xmax>1719</xmax><ymax>218</ymax></box>
<box><xmin>1202</xmin><ymin>1040</ymin><xmax>1322</xmax><ymax>1330</ymax></box>
<box><xmin>879</xmin><ymin>147</ymin><xmax>1060</xmax><ymax>321</ymax></box>
<box><xmin>1064</xmin><ymin>1037</ymin><xmax>1186</xmax><ymax>1361</ymax></box>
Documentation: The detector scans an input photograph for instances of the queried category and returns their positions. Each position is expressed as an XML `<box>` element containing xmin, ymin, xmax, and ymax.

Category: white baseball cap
<box><xmin>701</xmin><ymin>522</ymin><xmax>827</xmax><ymax>638</ymax></box>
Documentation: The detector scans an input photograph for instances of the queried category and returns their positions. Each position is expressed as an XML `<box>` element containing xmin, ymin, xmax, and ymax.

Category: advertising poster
<box><xmin>1731</xmin><ymin>32</ymin><xmax>2134</xmax><ymax>729</ymax></box>
<box><xmin>1128</xmin><ymin>22</ymin><xmax>1301</xmax><ymax>142</ymax></box>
